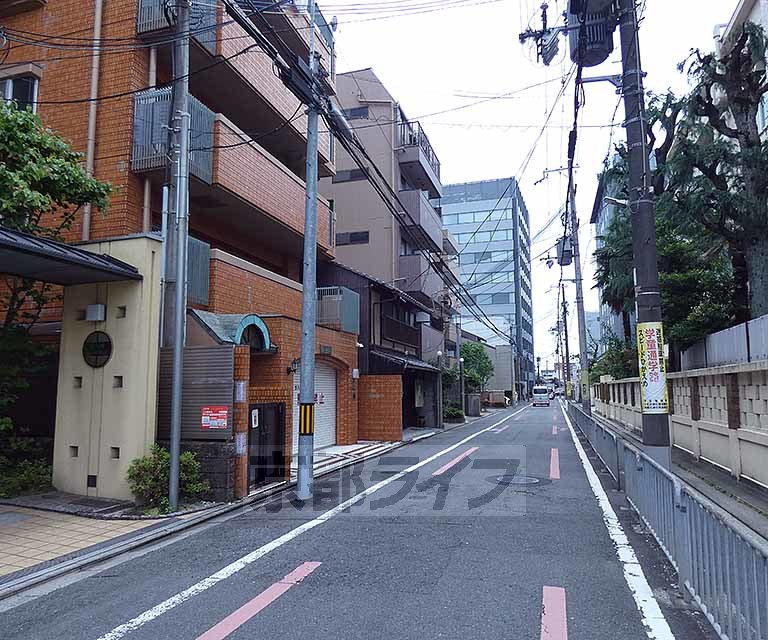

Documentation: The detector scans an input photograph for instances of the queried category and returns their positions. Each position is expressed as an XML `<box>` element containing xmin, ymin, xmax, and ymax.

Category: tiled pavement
<box><xmin>0</xmin><ymin>505</ymin><xmax>159</xmax><ymax>578</ymax></box>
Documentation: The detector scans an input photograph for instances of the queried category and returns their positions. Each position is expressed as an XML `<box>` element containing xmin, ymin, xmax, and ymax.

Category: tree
<box><xmin>0</xmin><ymin>104</ymin><xmax>111</xmax><ymax>432</ymax></box>
<box><xmin>667</xmin><ymin>22</ymin><xmax>768</xmax><ymax>318</ymax></box>
<box><xmin>460</xmin><ymin>342</ymin><xmax>494</xmax><ymax>392</ymax></box>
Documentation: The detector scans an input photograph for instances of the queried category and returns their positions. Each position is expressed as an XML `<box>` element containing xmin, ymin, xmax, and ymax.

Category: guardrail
<box><xmin>567</xmin><ymin>402</ymin><xmax>768</xmax><ymax>640</ymax></box>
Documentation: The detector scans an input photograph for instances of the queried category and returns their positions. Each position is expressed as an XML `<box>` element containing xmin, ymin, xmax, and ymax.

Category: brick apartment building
<box><xmin>0</xmin><ymin>0</ymin><xmax>365</xmax><ymax>502</ymax></box>
<box><xmin>320</xmin><ymin>67</ymin><xmax>458</xmax><ymax>426</ymax></box>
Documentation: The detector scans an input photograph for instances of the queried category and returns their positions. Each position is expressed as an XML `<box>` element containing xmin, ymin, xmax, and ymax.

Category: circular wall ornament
<box><xmin>82</xmin><ymin>331</ymin><xmax>113</xmax><ymax>368</ymax></box>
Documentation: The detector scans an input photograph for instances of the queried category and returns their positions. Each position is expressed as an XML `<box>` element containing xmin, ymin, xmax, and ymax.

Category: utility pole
<box><xmin>618</xmin><ymin>0</ymin><xmax>670</xmax><ymax>467</ymax></box>
<box><xmin>561</xmin><ymin>285</ymin><xmax>571</xmax><ymax>397</ymax></box>
<box><xmin>167</xmin><ymin>0</ymin><xmax>191</xmax><ymax>512</ymax></box>
<box><xmin>456</xmin><ymin>315</ymin><xmax>465</xmax><ymax>413</ymax></box>
<box><xmin>569</xmin><ymin>186</ymin><xmax>591</xmax><ymax>414</ymax></box>
<box><xmin>508</xmin><ymin>314</ymin><xmax>517</xmax><ymax>405</ymax></box>
<box><xmin>296</xmin><ymin>0</ymin><xmax>320</xmax><ymax>501</ymax></box>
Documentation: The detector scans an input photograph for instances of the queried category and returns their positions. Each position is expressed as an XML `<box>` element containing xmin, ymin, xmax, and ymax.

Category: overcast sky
<box><xmin>321</xmin><ymin>0</ymin><xmax>735</xmax><ymax>365</ymax></box>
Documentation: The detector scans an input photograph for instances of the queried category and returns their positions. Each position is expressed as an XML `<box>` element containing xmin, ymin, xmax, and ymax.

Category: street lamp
<box><xmin>459</xmin><ymin>356</ymin><xmax>465</xmax><ymax>414</ymax></box>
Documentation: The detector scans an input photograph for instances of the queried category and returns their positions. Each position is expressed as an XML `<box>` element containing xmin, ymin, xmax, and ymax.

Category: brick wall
<box><xmin>358</xmin><ymin>375</ymin><xmax>403</xmax><ymax>442</ymax></box>
<box><xmin>212</xmin><ymin>117</ymin><xmax>332</xmax><ymax>254</ymax></box>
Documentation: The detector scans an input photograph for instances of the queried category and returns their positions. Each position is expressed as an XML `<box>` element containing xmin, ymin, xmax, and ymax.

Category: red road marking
<box><xmin>540</xmin><ymin>586</ymin><xmax>568</xmax><ymax>640</ymax></box>
<box><xmin>432</xmin><ymin>447</ymin><xmax>479</xmax><ymax>476</ymax></box>
<box><xmin>196</xmin><ymin>562</ymin><xmax>321</xmax><ymax>640</ymax></box>
<box><xmin>549</xmin><ymin>448</ymin><xmax>561</xmax><ymax>480</ymax></box>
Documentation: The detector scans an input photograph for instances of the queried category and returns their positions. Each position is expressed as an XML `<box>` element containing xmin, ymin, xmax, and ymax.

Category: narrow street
<box><xmin>1</xmin><ymin>404</ymin><xmax>714</xmax><ymax>640</ymax></box>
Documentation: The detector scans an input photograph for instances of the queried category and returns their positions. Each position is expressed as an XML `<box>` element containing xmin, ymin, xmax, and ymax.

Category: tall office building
<box><xmin>441</xmin><ymin>178</ymin><xmax>534</xmax><ymax>394</ymax></box>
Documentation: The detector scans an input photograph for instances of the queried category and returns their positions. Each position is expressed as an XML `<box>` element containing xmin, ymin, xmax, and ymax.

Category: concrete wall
<box><xmin>53</xmin><ymin>236</ymin><xmax>162</xmax><ymax>500</ymax></box>
<box><xmin>593</xmin><ymin>360</ymin><xmax>768</xmax><ymax>489</ymax></box>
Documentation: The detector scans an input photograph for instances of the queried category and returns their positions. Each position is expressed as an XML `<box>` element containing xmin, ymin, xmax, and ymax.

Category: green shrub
<box><xmin>443</xmin><ymin>406</ymin><xmax>465</xmax><ymax>420</ymax></box>
<box><xmin>127</xmin><ymin>445</ymin><xmax>210</xmax><ymax>511</ymax></box>
<box><xmin>0</xmin><ymin>456</ymin><xmax>52</xmax><ymax>498</ymax></box>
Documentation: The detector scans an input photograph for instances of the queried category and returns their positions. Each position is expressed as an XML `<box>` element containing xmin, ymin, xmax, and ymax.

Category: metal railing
<box><xmin>136</xmin><ymin>0</ymin><xmax>217</xmax><ymax>55</ymax></box>
<box><xmin>132</xmin><ymin>87</ymin><xmax>215</xmax><ymax>184</ymax></box>
<box><xmin>316</xmin><ymin>287</ymin><xmax>359</xmax><ymax>334</ymax></box>
<box><xmin>568</xmin><ymin>402</ymin><xmax>768</xmax><ymax>640</ymax></box>
<box><xmin>397</xmin><ymin>120</ymin><xmax>441</xmax><ymax>178</ymax></box>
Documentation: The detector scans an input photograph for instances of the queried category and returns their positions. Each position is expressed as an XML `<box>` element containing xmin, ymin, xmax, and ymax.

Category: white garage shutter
<box><xmin>292</xmin><ymin>364</ymin><xmax>337</xmax><ymax>455</ymax></box>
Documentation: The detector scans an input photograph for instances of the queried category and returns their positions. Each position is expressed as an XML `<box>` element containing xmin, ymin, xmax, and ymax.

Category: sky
<box><xmin>320</xmin><ymin>0</ymin><xmax>736</xmax><ymax>366</ymax></box>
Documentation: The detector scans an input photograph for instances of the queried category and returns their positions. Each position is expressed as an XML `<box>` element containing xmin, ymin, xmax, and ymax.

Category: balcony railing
<box><xmin>382</xmin><ymin>316</ymin><xmax>420</xmax><ymax>348</ymax></box>
<box><xmin>132</xmin><ymin>87</ymin><xmax>215</xmax><ymax>184</ymax></box>
<box><xmin>317</xmin><ymin>287</ymin><xmax>360</xmax><ymax>334</ymax></box>
<box><xmin>0</xmin><ymin>0</ymin><xmax>46</xmax><ymax>17</ymax></box>
<box><xmin>397</xmin><ymin>120</ymin><xmax>440</xmax><ymax>179</ymax></box>
<box><xmin>137</xmin><ymin>0</ymin><xmax>217</xmax><ymax>55</ymax></box>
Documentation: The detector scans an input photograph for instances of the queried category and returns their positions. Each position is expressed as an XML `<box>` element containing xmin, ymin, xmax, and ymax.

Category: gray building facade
<box><xmin>441</xmin><ymin>178</ymin><xmax>534</xmax><ymax>393</ymax></box>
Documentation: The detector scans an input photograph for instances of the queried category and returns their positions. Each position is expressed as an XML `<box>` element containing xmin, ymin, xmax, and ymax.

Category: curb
<box><xmin>0</xmin><ymin>428</ymin><xmax>445</xmax><ymax>601</ymax></box>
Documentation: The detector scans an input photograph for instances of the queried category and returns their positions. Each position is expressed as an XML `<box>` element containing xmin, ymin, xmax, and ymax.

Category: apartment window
<box><xmin>336</xmin><ymin>231</ymin><xmax>369</xmax><ymax>246</ymax></box>
<box><xmin>492</xmin><ymin>293</ymin><xmax>511</xmax><ymax>305</ymax></box>
<box><xmin>343</xmin><ymin>106</ymin><xmax>369</xmax><ymax>120</ymax></box>
<box><xmin>443</xmin><ymin>214</ymin><xmax>458</xmax><ymax>226</ymax></box>
<box><xmin>461</xmin><ymin>253</ymin><xmax>475</xmax><ymax>265</ymax></box>
<box><xmin>474</xmin><ymin>231</ymin><xmax>491</xmax><ymax>243</ymax></box>
<box><xmin>477</xmin><ymin>251</ymin><xmax>492</xmax><ymax>263</ymax></box>
<box><xmin>457</xmin><ymin>212</ymin><xmax>474</xmax><ymax>224</ymax></box>
<box><xmin>400</xmin><ymin>237</ymin><xmax>418</xmax><ymax>256</ymax></box>
<box><xmin>475</xmin><ymin>294</ymin><xmax>493</xmax><ymax>305</ymax></box>
<box><xmin>2</xmin><ymin>76</ymin><xmax>38</xmax><ymax>112</ymax></box>
<box><xmin>329</xmin><ymin>200</ymin><xmax>336</xmax><ymax>246</ymax></box>
<box><xmin>332</xmin><ymin>168</ymin><xmax>367</xmax><ymax>183</ymax></box>
<box><xmin>491</xmin><ymin>250</ymin><xmax>512</xmax><ymax>262</ymax></box>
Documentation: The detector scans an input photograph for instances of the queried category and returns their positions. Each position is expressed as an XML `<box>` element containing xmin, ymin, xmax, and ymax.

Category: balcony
<box><xmin>398</xmin><ymin>189</ymin><xmax>443</xmax><ymax>254</ymax></box>
<box><xmin>132</xmin><ymin>87</ymin><xmax>214</xmax><ymax>183</ymax></box>
<box><xmin>382</xmin><ymin>316</ymin><xmax>420</xmax><ymax>348</ymax></box>
<box><xmin>317</xmin><ymin>287</ymin><xmax>360</xmax><ymax>334</ymax></box>
<box><xmin>0</xmin><ymin>0</ymin><xmax>45</xmax><ymax>17</ymax></box>
<box><xmin>398</xmin><ymin>253</ymin><xmax>443</xmax><ymax>304</ymax></box>
<box><xmin>132</xmin><ymin>91</ymin><xmax>333</xmax><ymax>257</ymax></box>
<box><xmin>396</xmin><ymin>121</ymin><xmax>442</xmax><ymax>199</ymax></box>
<box><xmin>135</xmin><ymin>0</ymin><xmax>333</xmax><ymax>177</ymax></box>
<box><xmin>442</xmin><ymin>229</ymin><xmax>460</xmax><ymax>256</ymax></box>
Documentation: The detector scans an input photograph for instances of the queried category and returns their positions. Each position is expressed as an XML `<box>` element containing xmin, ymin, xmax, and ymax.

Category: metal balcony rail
<box><xmin>316</xmin><ymin>286</ymin><xmax>360</xmax><ymax>334</ymax></box>
<box><xmin>397</xmin><ymin>120</ymin><xmax>441</xmax><ymax>178</ymax></box>
<box><xmin>382</xmin><ymin>315</ymin><xmax>420</xmax><ymax>347</ymax></box>
<box><xmin>132</xmin><ymin>87</ymin><xmax>215</xmax><ymax>184</ymax></box>
<box><xmin>567</xmin><ymin>402</ymin><xmax>768</xmax><ymax>640</ymax></box>
<box><xmin>136</xmin><ymin>0</ymin><xmax>217</xmax><ymax>55</ymax></box>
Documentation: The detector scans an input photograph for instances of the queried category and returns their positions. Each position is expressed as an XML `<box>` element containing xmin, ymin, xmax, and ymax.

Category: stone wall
<box><xmin>158</xmin><ymin>440</ymin><xmax>236</xmax><ymax>503</ymax></box>
<box><xmin>593</xmin><ymin>359</ymin><xmax>768</xmax><ymax>488</ymax></box>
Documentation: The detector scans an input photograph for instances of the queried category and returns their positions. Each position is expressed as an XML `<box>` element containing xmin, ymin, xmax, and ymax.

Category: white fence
<box><xmin>682</xmin><ymin>314</ymin><xmax>768</xmax><ymax>371</ymax></box>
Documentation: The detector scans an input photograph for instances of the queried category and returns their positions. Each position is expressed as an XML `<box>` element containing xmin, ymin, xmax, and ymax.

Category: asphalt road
<box><xmin>1</xmin><ymin>402</ymin><xmax>717</xmax><ymax>640</ymax></box>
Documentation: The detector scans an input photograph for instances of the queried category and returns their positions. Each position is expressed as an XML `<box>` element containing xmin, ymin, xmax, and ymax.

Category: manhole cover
<box><xmin>494</xmin><ymin>475</ymin><xmax>541</xmax><ymax>485</ymax></box>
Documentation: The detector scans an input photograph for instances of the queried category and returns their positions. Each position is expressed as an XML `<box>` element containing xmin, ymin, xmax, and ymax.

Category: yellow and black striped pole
<box><xmin>299</xmin><ymin>403</ymin><xmax>315</xmax><ymax>436</ymax></box>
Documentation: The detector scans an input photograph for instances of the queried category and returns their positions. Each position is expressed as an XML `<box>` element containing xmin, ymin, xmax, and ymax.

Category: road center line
<box><xmin>95</xmin><ymin>405</ymin><xmax>529</xmax><ymax>640</ymax></box>
<box><xmin>549</xmin><ymin>448</ymin><xmax>560</xmax><ymax>480</ymax></box>
<box><xmin>432</xmin><ymin>447</ymin><xmax>478</xmax><ymax>476</ymax></box>
<box><xmin>540</xmin><ymin>586</ymin><xmax>568</xmax><ymax>640</ymax></box>
<box><xmin>552</xmin><ymin>425</ymin><xmax>558</xmax><ymax>436</ymax></box>
<box><xmin>559</xmin><ymin>401</ymin><xmax>676</xmax><ymax>640</ymax></box>
<box><xmin>196</xmin><ymin>562</ymin><xmax>320</xmax><ymax>640</ymax></box>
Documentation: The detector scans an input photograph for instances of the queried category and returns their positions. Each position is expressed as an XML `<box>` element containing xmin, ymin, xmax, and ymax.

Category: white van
<box><xmin>532</xmin><ymin>386</ymin><xmax>550</xmax><ymax>407</ymax></box>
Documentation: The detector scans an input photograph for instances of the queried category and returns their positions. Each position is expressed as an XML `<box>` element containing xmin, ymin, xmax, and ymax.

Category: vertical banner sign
<box><xmin>636</xmin><ymin>322</ymin><xmax>669</xmax><ymax>414</ymax></box>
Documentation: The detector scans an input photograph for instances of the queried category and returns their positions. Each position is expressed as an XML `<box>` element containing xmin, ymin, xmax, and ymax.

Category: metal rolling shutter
<box><xmin>292</xmin><ymin>364</ymin><xmax>337</xmax><ymax>454</ymax></box>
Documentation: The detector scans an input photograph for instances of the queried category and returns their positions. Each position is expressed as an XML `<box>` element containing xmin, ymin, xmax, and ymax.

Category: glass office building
<box><xmin>441</xmin><ymin>178</ymin><xmax>534</xmax><ymax>393</ymax></box>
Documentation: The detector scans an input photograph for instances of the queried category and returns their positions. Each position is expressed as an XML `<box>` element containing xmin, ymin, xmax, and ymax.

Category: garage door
<box><xmin>292</xmin><ymin>363</ymin><xmax>337</xmax><ymax>455</ymax></box>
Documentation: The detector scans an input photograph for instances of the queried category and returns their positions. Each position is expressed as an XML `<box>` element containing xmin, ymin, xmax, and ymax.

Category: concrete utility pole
<box><xmin>167</xmin><ymin>0</ymin><xmax>191</xmax><ymax>512</ymax></box>
<box><xmin>569</xmin><ymin>186</ymin><xmax>591</xmax><ymax>414</ymax></box>
<box><xmin>561</xmin><ymin>285</ymin><xmax>571</xmax><ymax>396</ymax></box>
<box><xmin>618</xmin><ymin>0</ymin><xmax>670</xmax><ymax>467</ymax></box>
<box><xmin>456</xmin><ymin>315</ymin><xmax>465</xmax><ymax>413</ymax></box>
<box><xmin>508</xmin><ymin>315</ymin><xmax>517</xmax><ymax>405</ymax></box>
<box><xmin>296</xmin><ymin>0</ymin><xmax>320</xmax><ymax>501</ymax></box>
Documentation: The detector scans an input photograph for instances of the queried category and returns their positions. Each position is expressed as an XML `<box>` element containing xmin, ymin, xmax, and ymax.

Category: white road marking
<box><xmin>96</xmin><ymin>406</ymin><xmax>529</xmax><ymax>640</ymax></box>
<box><xmin>559</xmin><ymin>401</ymin><xmax>676</xmax><ymax>640</ymax></box>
